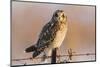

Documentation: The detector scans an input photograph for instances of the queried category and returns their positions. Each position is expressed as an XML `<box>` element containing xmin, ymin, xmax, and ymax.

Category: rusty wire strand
<box><xmin>12</xmin><ymin>53</ymin><xmax>95</xmax><ymax>61</ymax></box>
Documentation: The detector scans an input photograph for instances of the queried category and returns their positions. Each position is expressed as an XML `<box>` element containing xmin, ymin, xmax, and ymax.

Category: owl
<box><xmin>25</xmin><ymin>10</ymin><xmax>68</xmax><ymax>61</ymax></box>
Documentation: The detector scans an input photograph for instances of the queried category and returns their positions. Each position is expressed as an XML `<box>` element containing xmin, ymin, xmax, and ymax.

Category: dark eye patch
<box><xmin>55</xmin><ymin>13</ymin><xmax>58</xmax><ymax>17</ymax></box>
<box><xmin>62</xmin><ymin>14</ymin><xmax>65</xmax><ymax>18</ymax></box>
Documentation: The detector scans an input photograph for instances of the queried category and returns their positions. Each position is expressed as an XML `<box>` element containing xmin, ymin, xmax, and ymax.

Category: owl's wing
<box><xmin>36</xmin><ymin>21</ymin><xmax>59</xmax><ymax>49</ymax></box>
<box><xmin>25</xmin><ymin>21</ymin><xmax>59</xmax><ymax>53</ymax></box>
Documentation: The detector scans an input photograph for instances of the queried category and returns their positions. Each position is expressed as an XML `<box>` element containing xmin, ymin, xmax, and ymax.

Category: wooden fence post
<box><xmin>51</xmin><ymin>48</ymin><xmax>57</xmax><ymax>64</ymax></box>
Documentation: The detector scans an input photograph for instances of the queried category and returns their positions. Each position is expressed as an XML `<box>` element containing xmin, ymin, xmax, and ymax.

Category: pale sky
<box><xmin>12</xmin><ymin>1</ymin><xmax>95</xmax><ymax>66</ymax></box>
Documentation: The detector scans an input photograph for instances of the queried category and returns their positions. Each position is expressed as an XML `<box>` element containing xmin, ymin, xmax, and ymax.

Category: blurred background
<box><xmin>12</xmin><ymin>1</ymin><xmax>96</xmax><ymax>66</ymax></box>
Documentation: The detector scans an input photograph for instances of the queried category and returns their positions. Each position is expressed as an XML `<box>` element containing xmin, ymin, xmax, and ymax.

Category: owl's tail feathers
<box><xmin>25</xmin><ymin>45</ymin><xmax>44</xmax><ymax>58</ymax></box>
<box><xmin>24</xmin><ymin>45</ymin><xmax>37</xmax><ymax>53</ymax></box>
<box><xmin>32</xmin><ymin>47</ymin><xmax>44</xmax><ymax>58</ymax></box>
<box><xmin>32</xmin><ymin>50</ymin><xmax>41</xmax><ymax>58</ymax></box>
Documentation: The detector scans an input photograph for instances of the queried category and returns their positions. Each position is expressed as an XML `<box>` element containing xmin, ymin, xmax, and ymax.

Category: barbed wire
<box><xmin>12</xmin><ymin>48</ymin><xmax>96</xmax><ymax>66</ymax></box>
<box><xmin>12</xmin><ymin>52</ymin><xmax>95</xmax><ymax>61</ymax></box>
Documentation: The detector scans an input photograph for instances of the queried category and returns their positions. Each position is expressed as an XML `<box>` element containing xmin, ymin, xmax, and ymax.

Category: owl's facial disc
<box><xmin>54</xmin><ymin>10</ymin><xmax>66</xmax><ymax>22</ymax></box>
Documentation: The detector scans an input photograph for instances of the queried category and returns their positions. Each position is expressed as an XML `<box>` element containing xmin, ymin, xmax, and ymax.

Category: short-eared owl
<box><xmin>25</xmin><ymin>10</ymin><xmax>68</xmax><ymax>61</ymax></box>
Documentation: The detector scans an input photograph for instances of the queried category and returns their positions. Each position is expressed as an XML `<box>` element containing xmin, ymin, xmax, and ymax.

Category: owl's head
<box><xmin>52</xmin><ymin>10</ymin><xmax>67</xmax><ymax>23</ymax></box>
